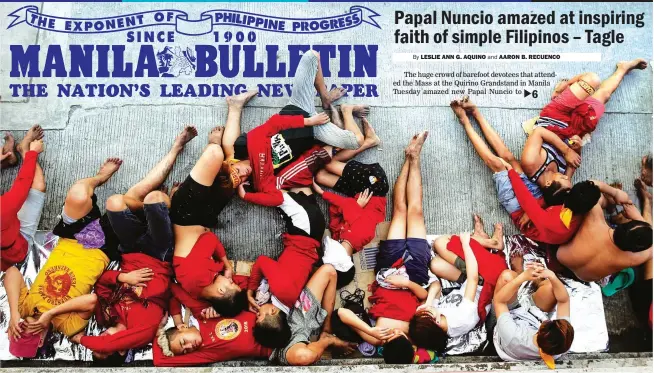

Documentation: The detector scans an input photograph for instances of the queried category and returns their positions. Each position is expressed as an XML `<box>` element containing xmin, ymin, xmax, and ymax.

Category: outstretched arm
<box><xmin>460</xmin><ymin>233</ymin><xmax>479</xmax><ymax>302</ymax></box>
<box><xmin>523</xmin><ymin>127</ymin><xmax>580</xmax><ymax>170</ymax></box>
<box><xmin>25</xmin><ymin>293</ymin><xmax>97</xmax><ymax>334</ymax></box>
<box><xmin>335</xmin><ymin>308</ymin><xmax>393</xmax><ymax>346</ymax></box>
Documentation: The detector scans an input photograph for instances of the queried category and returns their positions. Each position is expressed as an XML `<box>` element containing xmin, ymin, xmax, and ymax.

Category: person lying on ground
<box><xmin>629</xmin><ymin>175</ymin><xmax>653</xmax><ymax>330</ymax></box>
<box><xmin>493</xmin><ymin>261</ymin><xmax>573</xmax><ymax>368</ymax></box>
<box><xmin>266</xmin><ymin>264</ymin><xmax>356</xmax><ymax>366</ymax></box>
<box><xmin>552</xmin><ymin>180</ymin><xmax>653</xmax><ymax>282</ymax></box>
<box><xmin>410</xmin><ymin>220</ymin><xmax>507</xmax><ymax>353</ymax></box>
<box><xmin>153</xmin><ymin>280</ymin><xmax>270</xmax><ymax>366</ymax></box>
<box><xmin>310</xmin><ymin>119</ymin><xmax>385</xmax><ymax>287</ymax></box>
<box><xmin>4</xmin><ymin>158</ymin><xmax>124</xmax><ymax>353</ymax></box>
<box><xmin>1</xmin><ymin>130</ymin><xmax>22</xmax><ymax>169</ymax></box>
<box><xmin>451</xmin><ymin>98</ymin><xmax>599</xmax><ymax>245</ymax></box>
<box><xmin>223</xmin><ymin>50</ymin><xmax>366</xmax><ymax>178</ymax></box>
<box><xmin>350</xmin><ymin>133</ymin><xmax>431</xmax><ymax>364</ymax></box>
<box><xmin>245</xmin><ymin>185</ymin><xmax>325</xmax><ymax>349</ymax></box>
<box><xmin>523</xmin><ymin>59</ymin><xmax>648</xmax><ymax>191</ymax></box>
<box><xmin>1</xmin><ymin>125</ymin><xmax>46</xmax><ymax>271</ymax></box>
<box><xmin>70</xmin><ymin>126</ymin><xmax>196</xmax><ymax>361</ymax></box>
<box><xmin>169</xmin><ymin>126</ymin><xmax>244</xmax><ymax>317</ymax></box>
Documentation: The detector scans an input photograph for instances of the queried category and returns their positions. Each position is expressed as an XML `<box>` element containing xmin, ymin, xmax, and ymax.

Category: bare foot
<box><xmin>341</xmin><ymin>104</ymin><xmax>370</xmax><ymax>119</ymax></box>
<box><xmin>404</xmin><ymin>133</ymin><xmax>419</xmax><ymax>158</ymax></box>
<box><xmin>158</xmin><ymin>184</ymin><xmax>169</xmax><ymax>195</ymax></box>
<box><xmin>226</xmin><ymin>90</ymin><xmax>258</xmax><ymax>110</ymax></box>
<box><xmin>459</xmin><ymin>95</ymin><xmax>477</xmax><ymax>113</ymax></box>
<box><xmin>328</xmin><ymin>104</ymin><xmax>343</xmax><ymax>129</ymax></box>
<box><xmin>322</xmin><ymin>87</ymin><xmax>346</xmax><ymax>109</ymax></box>
<box><xmin>640</xmin><ymin>155</ymin><xmax>652</xmax><ymax>187</ymax></box>
<box><xmin>617</xmin><ymin>58</ymin><xmax>648</xmax><ymax>73</ymax></box>
<box><xmin>450</xmin><ymin>100</ymin><xmax>468</xmax><ymax>123</ymax></box>
<box><xmin>327</xmin><ymin>334</ymin><xmax>357</xmax><ymax>357</ymax></box>
<box><xmin>208</xmin><ymin>126</ymin><xmax>224</xmax><ymax>145</ymax></box>
<box><xmin>413</xmin><ymin>130</ymin><xmax>429</xmax><ymax>155</ymax></box>
<box><xmin>169</xmin><ymin>182</ymin><xmax>181</xmax><ymax>199</ymax></box>
<box><xmin>1</xmin><ymin>132</ymin><xmax>17</xmax><ymax>169</ymax></box>
<box><xmin>96</xmin><ymin>158</ymin><xmax>123</xmax><ymax>184</ymax></box>
<box><xmin>173</xmin><ymin>125</ymin><xmax>198</xmax><ymax>150</ymax></box>
<box><xmin>361</xmin><ymin>118</ymin><xmax>381</xmax><ymax>148</ymax></box>
<box><xmin>491</xmin><ymin>223</ymin><xmax>505</xmax><ymax>252</ymax></box>
<box><xmin>17</xmin><ymin>125</ymin><xmax>44</xmax><ymax>155</ymax></box>
<box><xmin>635</xmin><ymin>178</ymin><xmax>652</xmax><ymax>202</ymax></box>
<box><xmin>473</xmin><ymin>214</ymin><xmax>489</xmax><ymax>239</ymax></box>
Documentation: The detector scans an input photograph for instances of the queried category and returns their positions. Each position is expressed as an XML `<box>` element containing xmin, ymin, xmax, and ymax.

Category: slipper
<box><xmin>602</xmin><ymin>268</ymin><xmax>635</xmax><ymax>297</ymax></box>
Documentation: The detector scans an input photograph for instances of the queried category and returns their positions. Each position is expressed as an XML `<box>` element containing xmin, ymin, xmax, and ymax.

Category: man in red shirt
<box><xmin>450</xmin><ymin>97</ymin><xmax>599</xmax><ymax>245</ymax></box>
<box><xmin>1</xmin><ymin>125</ymin><xmax>45</xmax><ymax>271</ymax></box>
<box><xmin>70</xmin><ymin>126</ymin><xmax>197</xmax><ymax>361</ymax></box>
<box><xmin>153</xmin><ymin>282</ymin><xmax>272</xmax><ymax>366</ymax></box>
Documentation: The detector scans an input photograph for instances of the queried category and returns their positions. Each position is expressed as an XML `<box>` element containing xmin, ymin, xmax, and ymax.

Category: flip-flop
<box><xmin>601</xmin><ymin>268</ymin><xmax>636</xmax><ymax>297</ymax></box>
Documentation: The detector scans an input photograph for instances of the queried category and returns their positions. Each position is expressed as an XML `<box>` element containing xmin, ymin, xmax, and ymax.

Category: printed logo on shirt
<box><xmin>38</xmin><ymin>265</ymin><xmax>77</xmax><ymax>305</ymax></box>
<box><xmin>271</xmin><ymin>134</ymin><xmax>293</xmax><ymax>169</ymax></box>
<box><xmin>369</xmin><ymin>176</ymin><xmax>378</xmax><ymax>185</ymax></box>
<box><xmin>215</xmin><ymin>319</ymin><xmax>242</xmax><ymax>340</ymax></box>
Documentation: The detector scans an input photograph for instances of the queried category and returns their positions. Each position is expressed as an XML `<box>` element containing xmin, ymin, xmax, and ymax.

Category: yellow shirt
<box><xmin>20</xmin><ymin>238</ymin><xmax>109</xmax><ymax>336</ymax></box>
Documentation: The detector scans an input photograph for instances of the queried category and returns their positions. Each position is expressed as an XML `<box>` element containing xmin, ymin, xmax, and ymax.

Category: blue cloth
<box><xmin>493</xmin><ymin>170</ymin><xmax>543</xmax><ymax>214</ymax></box>
<box><xmin>375</xmin><ymin>238</ymin><xmax>431</xmax><ymax>286</ymax></box>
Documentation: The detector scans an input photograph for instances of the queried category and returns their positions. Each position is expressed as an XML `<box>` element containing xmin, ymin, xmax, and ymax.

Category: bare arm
<box><xmin>542</xmin><ymin>270</ymin><xmax>570</xmax><ymax>318</ymax></box>
<box><xmin>4</xmin><ymin>268</ymin><xmax>26</xmax><ymax>340</ymax></box>
<box><xmin>336</xmin><ymin>308</ymin><xmax>392</xmax><ymax>346</ymax></box>
<box><xmin>424</xmin><ymin>281</ymin><xmax>442</xmax><ymax>306</ymax></box>
<box><xmin>494</xmin><ymin>271</ymin><xmax>532</xmax><ymax>318</ymax></box>
<box><xmin>460</xmin><ymin>233</ymin><xmax>479</xmax><ymax>302</ymax></box>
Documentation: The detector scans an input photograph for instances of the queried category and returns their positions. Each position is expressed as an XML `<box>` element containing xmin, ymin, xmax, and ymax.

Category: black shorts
<box><xmin>333</xmin><ymin>161</ymin><xmax>389</xmax><ymax>198</ymax></box>
<box><xmin>277</xmin><ymin>191</ymin><xmax>325</xmax><ymax>242</ymax></box>
<box><xmin>170</xmin><ymin>175</ymin><xmax>234</xmax><ymax>227</ymax></box>
<box><xmin>107</xmin><ymin>202</ymin><xmax>174</xmax><ymax>262</ymax></box>
<box><xmin>375</xmin><ymin>238</ymin><xmax>432</xmax><ymax>286</ymax></box>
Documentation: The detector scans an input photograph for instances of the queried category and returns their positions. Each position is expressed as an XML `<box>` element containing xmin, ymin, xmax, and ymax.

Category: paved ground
<box><xmin>0</xmin><ymin>0</ymin><xmax>652</xmax><ymax>360</ymax></box>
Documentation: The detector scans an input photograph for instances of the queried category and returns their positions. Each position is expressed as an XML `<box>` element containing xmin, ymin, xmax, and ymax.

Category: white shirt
<box><xmin>435</xmin><ymin>281</ymin><xmax>487</xmax><ymax>338</ymax></box>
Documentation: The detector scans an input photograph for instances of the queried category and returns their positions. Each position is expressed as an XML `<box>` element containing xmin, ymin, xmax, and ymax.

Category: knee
<box><xmin>433</xmin><ymin>235</ymin><xmax>451</xmax><ymax>253</ymax></box>
<box><xmin>86</xmin><ymin>293</ymin><xmax>98</xmax><ymax>312</ymax></box>
<box><xmin>205</xmin><ymin>144</ymin><xmax>224</xmax><ymax>163</ymax></box>
<box><xmin>144</xmin><ymin>190</ymin><xmax>171</xmax><ymax>208</ymax></box>
<box><xmin>33</xmin><ymin>179</ymin><xmax>46</xmax><ymax>193</ymax></box>
<box><xmin>393</xmin><ymin>202</ymin><xmax>407</xmax><ymax>216</ymax></box>
<box><xmin>581</xmin><ymin>72</ymin><xmax>601</xmax><ymax>89</ymax></box>
<box><xmin>65</xmin><ymin>183</ymin><xmax>91</xmax><ymax>208</ymax></box>
<box><xmin>407</xmin><ymin>203</ymin><xmax>424</xmax><ymax>218</ymax></box>
<box><xmin>106</xmin><ymin>194</ymin><xmax>126</xmax><ymax>212</ymax></box>
<box><xmin>484</xmin><ymin>156</ymin><xmax>505</xmax><ymax>173</ymax></box>
<box><xmin>322</xmin><ymin>264</ymin><xmax>337</xmax><ymax>279</ymax></box>
<box><xmin>499</xmin><ymin>269</ymin><xmax>518</xmax><ymax>284</ymax></box>
<box><xmin>499</xmin><ymin>151</ymin><xmax>516</xmax><ymax>165</ymax></box>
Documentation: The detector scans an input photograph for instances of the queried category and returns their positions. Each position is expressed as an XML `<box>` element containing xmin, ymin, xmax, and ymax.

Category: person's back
<box><xmin>558</xmin><ymin>204</ymin><xmax>650</xmax><ymax>281</ymax></box>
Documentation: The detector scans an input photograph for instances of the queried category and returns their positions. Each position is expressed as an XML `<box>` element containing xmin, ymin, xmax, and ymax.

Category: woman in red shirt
<box><xmin>1</xmin><ymin>125</ymin><xmax>45</xmax><ymax>271</ymax></box>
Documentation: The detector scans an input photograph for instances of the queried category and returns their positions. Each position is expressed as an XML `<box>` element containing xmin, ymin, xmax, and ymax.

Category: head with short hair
<box><xmin>201</xmin><ymin>275</ymin><xmax>248</xmax><ymax>317</ymax></box>
<box><xmin>382</xmin><ymin>330</ymin><xmax>414</xmax><ymax>364</ymax></box>
<box><xmin>542</xmin><ymin>173</ymin><xmax>572</xmax><ymax>206</ymax></box>
<box><xmin>613</xmin><ymin>220</ymin><xmax>653</xmax><ymax>252</ymax></box>
<box><xmin>564</xmin><ymin>180</ymin><xmax>600</xmax><ymax>215</ymax></box>
<box><xmin>536</xmin><ymin>319</ymin><xmax>574</xmax><ymax>356</ymax></box>
<box><xmin>157</xmin><ymin>326</ymin><xmax>202</xmax><ymax>357</ymax></box>
<box><xmin>220</xmin><ymin>159</ymin><xmax>252</xmax><ymax>189</ymax></box>
<box><xmin>642</xmin><ymin>154</ymin><xmax>653</xmax><ymax>187</ymax></box>
<box><xmin>253</xmin><ymin>303</ymin><xmax>291</xmax><ymax>348</ymax></box>
<box><xmin>409</xmin><ymin>307</ymin><xmax>448</xmax><ymax>353</ymax></box>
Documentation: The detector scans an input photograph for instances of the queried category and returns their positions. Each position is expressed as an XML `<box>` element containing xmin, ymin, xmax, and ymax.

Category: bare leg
<box><xmin>592</xmin><ymin>59</ymin><xmax>648</xmax><ymax>104</ymax></box>
<box><xmin>305</xmin><ymin>265</ymin><xmax>338</xmax><ymax>333</ymax></box>
<box><xmin>315</xmin><ymin>169</ymin><xmax>339</xmax><ymax>188</ymax></box>
<box><xmin>332</xmin><ymin>118</ymin><xmax>381</xmax><ymax>162</ymax></box>
<box><xmin>124</xmin><ymin>126</ymin><xmax>197</xmax><ymax>203</ymax></box>
<box><xmin>339</xmin><ymin>105</ymin><xmax>365</xmax><ymax>147</ymax></box>
<box><xmin>473</xmin><ymin>214</ymin><xmax>489</xmax><ymax>239</ymax></box>
<box><xmin>494</xmin><ymin>270</ymin><xmax>519</xmax><ymax>304</ymax></box>
<box><xmin>532</xmin><ymin>281</ymin><xmax>557</xmax><ymax>312</ymax></box>
<box><xmin>386</xmin><ymin>140</ymin><xmax>414</xmax><ymax>240</ymax></box>
<box><xmin>429</xmin><ymin>256</ymin><xmax>462</xmax><ymax>282</ymax></box>
<box><xmin>223</xmin><ymin>90</ymin><xmax>258</xmax><ymax>160</ymax></box>
<box><xmin>451</xmin><ymin>100</ymin><xmax>506</xmax><ymax>173</ymax></box>
<box><xmin>189</xmin><ymin>127</ymin><xmax>225</xmax><ymax>186</ymax></box>
<box><xmin>63</xmin><ymin>158</ymin><xmax>122</xmax><ymax>220</ymax></box>
<box><xmin>458</xmin><ymin>97</ymin><xmax>522</xmax><ymax>172</ymax></box>
<box><xmin>406</xmin><ymin>131</ymin><xmax>428</xmax><ymax>239</ymax></box>
<box><xmin>311</xmin><ymin>51</ymin><xmax>346</xmax><ymax>110</ymax></box>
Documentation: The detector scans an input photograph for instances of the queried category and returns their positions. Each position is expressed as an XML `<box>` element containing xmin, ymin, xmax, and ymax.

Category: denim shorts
<box><xmin>493</xmin><ymin>170</ymin><xmax>543</xmax><ymax>214</ymax></box>
<box><xmin>375</xmin><ymin>238</ymin><xmax>431</xmax><ymax>286</ymax></box>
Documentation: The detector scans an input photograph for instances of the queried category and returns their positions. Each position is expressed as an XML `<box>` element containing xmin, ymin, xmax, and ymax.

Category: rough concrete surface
<box><xmin>0</xmin><ymin>1</ymin><xmax>652</xmax><ymax>368</ymax></box>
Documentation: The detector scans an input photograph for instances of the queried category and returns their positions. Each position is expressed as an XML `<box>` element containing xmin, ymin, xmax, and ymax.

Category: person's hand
<box><xmin>175</xmin><ymin>323</ymin><xmax>188</xmax><ymax>331</ymax></box>
<box><xmin>201</xmin><ymin>307</ymin><xmax>220</xmax><ymax>320</ymax></box>
<box><xmin>247</xmin><ymin>291</ymin><xmax>260</xmax><ymax>313</ymax></box>
<box><xmin>25</xmin><ymin>312</ymin><xmax>53</xmax><ymax>334</ymax></box>
<box><xmin>29</xmin><ymin>139</ymin><xmax>44</xmax><ymax>154</ymax></box>
<box><xmin>563</xmin><ymin>148</ymin><xmax>581</xmax><ymax>168</ymax></box>
<box><xmin>369</xmin><ymin>326</ymin><xmax>393</xmax><ymax>341</ymax></box>
<box><xmin>305</xmin><ymin>113</ymin><xmax>330</xmax><ymax>126</ymax></box>
<box><xmin>356</xmin><ymin>188</ymin><xmax>373</xmax><ymax>208</ymax></box>
<box><xmin>312</xmin><ymin>179</ymin><xmax>324</xmax><ymax>195</ymax></box>
<box><xmin>459</xmin><ymin>231</ymin><xmax>471</xmax><ymax>247</ymax></box>
<box><xmin>521</xmin><ymin>262</ymin><xmax>545</xmax><ymax>281</ymax></box>
<box><xmin>518</xmin><ymin>213</ymin><xmax>532</xmax><ymax>231</ymax></box>
<box><xmin>1</xmin><ymin>151</ymin><xmax>13</xmax><ymax>162</ymax></box>
<box><xmin>223</xmin><ymin>267</ymin><xmax>233</xmax><ymax>279</ymax></box>
<box><xmin>498</xmin><ymin>157</ymin><xmax>513</xmax><ymax>171</ymax></box>
<box><xmin>539</xmin><ymin>268</ymin><xmax>557</xmax><ymax>281</ymax></box>
<box><xmin>118</xmin><ymin>268</ymin><xmax>154</xmax><ymax>287</ymax></box>
<box><xmin>568</xmin><ymin>135</ymin><xmax>582</xmax><ymax>152</ymax></box>
<box><xmin>8</xmin><ymin>314</ymin><xmax>23</xmax><ymax>341</ymax></box>
<box><xmin>237</xmin><ymin>182</ymin><xmax>248</xmax><ymax>199</ymax></box>
<box><xmin>385</xmin><ymin>275</ymin><xmax>410</xmax><ymax>288</ymax></box>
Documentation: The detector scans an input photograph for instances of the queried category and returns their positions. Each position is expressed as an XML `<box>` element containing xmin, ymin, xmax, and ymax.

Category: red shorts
<box><xmin>275</xmin><ymin>146</ymin><xmax>331</xmax><ymax>190</ymax></box>
<box><xmin>541</xmin><ymin>87</ymin><xmax>605</xmax><ymax>124</ymax></box>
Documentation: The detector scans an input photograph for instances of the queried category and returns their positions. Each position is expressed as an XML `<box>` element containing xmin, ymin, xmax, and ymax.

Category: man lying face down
<box><xmin>153</xmin><ymin>280</ymin><xmax>270</xmax><ymax>366</ymax></box>
<box><xmin>168</xmin><ymin>126</ymin><xmax>246</xmax><ymax>317</ymax></box>
<box><xmin>4</xmin><ymin>157</ymin><xmax>123</xmax><ymax>356</ymax></box>
<box><xmin>73</xmin><ymin>127</ymin><xmax>197</xmax><ymax>362</ymax></box>
<box><xmin>331</xmin><ymin>133</ymin><xmax>431</xmax><ymax>364</ymax></box>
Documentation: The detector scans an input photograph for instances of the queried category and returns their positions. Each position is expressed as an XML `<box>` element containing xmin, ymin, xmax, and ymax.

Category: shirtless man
<box><xmin>555</xmin><ymin>180</ymin><xmax>653</xmax><ymax>282</ymax></box>
<box><xmin>522</xmin><ymin>58</ymin><xmax>648</xmax><ymax>199</ymax></box>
